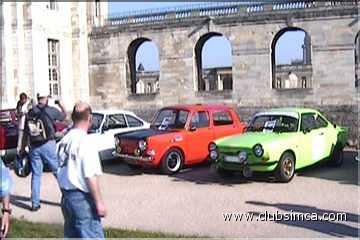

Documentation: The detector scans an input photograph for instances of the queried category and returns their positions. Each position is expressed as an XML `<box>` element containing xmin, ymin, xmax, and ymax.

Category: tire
<box><xmin>275</xmin><ymin>152</ymin><xmax>295</xmax><ymax>183</ymax></box>
<box><xmin>161</xmin><ymin>149</ymin><xmax>184</xmax><ymax>175</ymax></box>
<box><xmin>216</xmin><ymin>166</ymin><xmax>234</xmax><ymax>177</ymax></box>
<box><xmin>329</xmin><ymin>146</ymin><xmax>343</xmax><ymax>167</ymax></box>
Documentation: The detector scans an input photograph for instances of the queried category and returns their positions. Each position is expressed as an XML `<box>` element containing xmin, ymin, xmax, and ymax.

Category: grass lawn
<box><xmin>9</xmin><ymin>218</ymin><xmax>191</xmax><ymax>238</ymax></box>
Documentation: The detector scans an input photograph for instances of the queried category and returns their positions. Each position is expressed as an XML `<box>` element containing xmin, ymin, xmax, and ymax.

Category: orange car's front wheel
<box><xmin>161</xmin><ymin>148</ymin><xmax>184</xmax><ymax>175</ymax></box>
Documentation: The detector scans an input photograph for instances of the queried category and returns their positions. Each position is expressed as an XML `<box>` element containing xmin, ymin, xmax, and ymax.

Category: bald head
<box><xmin>71</xmin><ymin>102</ymin><xmax>92</xmax><ymax>124</ymax></box>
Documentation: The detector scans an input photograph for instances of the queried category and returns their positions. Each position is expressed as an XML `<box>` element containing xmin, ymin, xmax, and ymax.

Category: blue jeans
<box><xmin>29</xmin><ymin>140</ymin><xmax>58</xmax><ymax>207</ymax></box>
<box><xmin>61</xmin><ymin>189</ymin><xmax>104</xmax><ymax>239</ymax></box>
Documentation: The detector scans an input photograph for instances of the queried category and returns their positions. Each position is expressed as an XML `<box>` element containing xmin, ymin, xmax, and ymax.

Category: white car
<box><xmin>88</xmin><ymin>110</ymin><xmax>150</xmax><ymax>161</ymax></box>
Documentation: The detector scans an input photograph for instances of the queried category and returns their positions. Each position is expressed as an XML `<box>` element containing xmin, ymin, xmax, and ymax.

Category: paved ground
<box><xmin>8</xmin><ymin>150</ymin><xmax>359</xmax><ymax>238</ymax></box>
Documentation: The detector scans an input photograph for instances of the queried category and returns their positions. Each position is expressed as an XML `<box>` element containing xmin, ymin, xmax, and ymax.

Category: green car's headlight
<box><xmin>253</xmin><ymin>144</ymin><xmax>264</xmax><ymax>157</ymax></box>
<box><xmin>238</xmin><ymin>151</ymin><xmax>247</xmax><ymax>163</ymax></box>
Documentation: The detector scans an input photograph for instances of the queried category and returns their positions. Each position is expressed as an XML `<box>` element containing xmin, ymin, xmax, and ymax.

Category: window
<box><xmin>153</xmin><ymin>109</ymin><xmax>189</xmax><ymax>129</ymax></box>
<box><xmin>49</xmin><ymin>0</ymin><xmax>58</xmax><ymax>10</ymax></box>
<box><xmin>126</xmin><ymin>115</ymin><xmax>144</xmax><ymax>128</ymax></box>
<box><xmin>48</xmin><ymin>39</ymin><xmax>60</xmax><ymax>97</ymax></box>
<box><xmin>89</xmin><ymin>113</ymin><xmax>104</xmax><ymax>133</ymax></box>
<box><xmin>213</xmin><ymin>111</ymin><xmax>233</xmax><ymax>126</ymax></box>
<box><xmin>301</xmin><ymin>113</ymin><xmax>317</xmax><ymax>131</ymax></box>
<box><xmin>106</xmin><ymin>114</ymin><xmax>127</xmax><ymax>129</ymax></box>
<box><xmin>248</xmin><ymin>115</ymin><xmax>298</xmax><ymax>133</ymax></box>
<box><xmin>95</xmin><ymin>0</ymin><xmax>101</xmax><ymax>17</ymax></box>
<box><xmin>276</xmin><ymin>77</ymin><xmax>282</xmax><ymax>88</ymax></box>
<box><xmin>301</xmin><ymin>77</ymin><xmax>307</xmax><ymax>88</ymax></box>
<box><xmin>191</xmin><ymin>111</ymin><xmax>210</xmax><ymax>128</ymax></box>
<box><xmin>315</xmin><ymin>115</ymin><xmax>328</xmax><ymax>129</ymax></box>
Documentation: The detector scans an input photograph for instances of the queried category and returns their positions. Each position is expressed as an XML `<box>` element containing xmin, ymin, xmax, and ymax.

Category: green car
<box><xmin>209</xmin><ymin>108</ymin><xmax>348</xmax><ymax>182</ymax></box>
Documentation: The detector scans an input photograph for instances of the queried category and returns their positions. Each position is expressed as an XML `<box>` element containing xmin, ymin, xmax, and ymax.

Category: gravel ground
<box><xmin>8</xmin><ymin>151</ymin><xmax>359</xmax><ymax>238</ymax></box>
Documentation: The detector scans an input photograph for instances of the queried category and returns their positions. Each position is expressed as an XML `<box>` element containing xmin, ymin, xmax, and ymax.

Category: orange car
<box><xmin>114</xmin><ymin>104</ymin><xmax>246</xmax><ymax>174</ymax></box>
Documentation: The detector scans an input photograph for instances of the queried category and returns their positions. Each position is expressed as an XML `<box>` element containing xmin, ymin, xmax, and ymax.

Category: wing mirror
<box><xmin>302</xmin><ymin>127</ymin><xmax>311</xmax><ymax>134</ymax></box>
<box><xmin>101</xmin><ymin>125</ymin><xmax>108</xmax><ymax>133</ymax></box>
<box><xmin>189</xmin><ymin>126</ymin><xmax>197</xmax><ymax>132</ymax></box>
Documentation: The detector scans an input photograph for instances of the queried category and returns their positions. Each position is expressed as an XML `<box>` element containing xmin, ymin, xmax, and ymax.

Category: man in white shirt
<box><xmin>57</xmin><ymin>102</ymin><xmax>106</xmax><ymax>238</ymax></box>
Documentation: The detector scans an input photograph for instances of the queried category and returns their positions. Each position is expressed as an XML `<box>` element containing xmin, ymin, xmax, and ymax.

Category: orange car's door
<box><xmin>212</xmin><ymin>110</ymin><xmax>239</xmax><ymax>139</ymax></box>
<box><xmin>186</xmin><ymin>111</ymin><xmax>214</xmax><ymax>164</ymax></box>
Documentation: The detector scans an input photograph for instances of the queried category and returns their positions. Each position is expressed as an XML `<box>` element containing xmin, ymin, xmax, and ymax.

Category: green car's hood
<box><xmin>216</xmin><ymin>131</ymin><xmax>290</xmax><ymax>149</ymax></box>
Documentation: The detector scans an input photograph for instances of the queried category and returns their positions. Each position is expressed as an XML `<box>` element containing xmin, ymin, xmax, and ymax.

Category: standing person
<box><xmin>15</xmin><ymin>92</ymin><xmax>32</xmax><ymax>154</ymax></box>
<box><xmin>25</xmin><ymin>91</ymin><xmax>66</xmax><ymax>211</ymax></box>
<box><xmin>57</xmin><ymin>102</ymin><xmax>106</xmax><ymax>238</ymax></box>
<box><xmin>0</xmin><ymin>158</ymin><xmax>12</xmax><ymax>239</ymax></box>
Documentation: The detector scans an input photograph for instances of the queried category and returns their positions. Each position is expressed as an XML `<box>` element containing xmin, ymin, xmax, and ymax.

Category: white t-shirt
<box><xmin>56</xmin><ymin>128</ymin><xmax>102</xmax><ymax>193</ymax></box>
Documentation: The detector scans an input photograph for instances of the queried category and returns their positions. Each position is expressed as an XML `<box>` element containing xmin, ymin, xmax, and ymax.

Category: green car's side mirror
<box><xmin>302</xmin><ymin>128</ymin><xmax>311</xmax><ymax>134</ymax></box>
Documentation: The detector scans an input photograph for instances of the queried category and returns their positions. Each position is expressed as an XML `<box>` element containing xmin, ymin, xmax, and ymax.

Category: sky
<box><xmin>109</xmin><ymin>2</ymin><xmax>304</xmax><ymax>71</ymax></box>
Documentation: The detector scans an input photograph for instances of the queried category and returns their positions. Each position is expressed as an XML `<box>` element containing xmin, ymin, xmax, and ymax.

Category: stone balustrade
<box><xmin>106</xmin><ymin>1</ymin><xmax>358</xmax><ymax>26</ymax></box>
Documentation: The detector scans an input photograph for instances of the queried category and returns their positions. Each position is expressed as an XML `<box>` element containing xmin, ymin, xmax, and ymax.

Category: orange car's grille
<box><xmin>120</xmin><ymin>140</ymin><xmax>138</xmax><ymax>155</ymax></box>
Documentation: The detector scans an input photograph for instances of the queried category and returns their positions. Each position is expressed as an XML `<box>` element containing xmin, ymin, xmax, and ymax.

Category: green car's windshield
<box><xmin>248</xmin><ymin>115</ymin><xmax>299</xmax><ymax>133</ymax></box>
<box><xmin>152</xmin><ymin>109</ymin><xmax>189</xmax><ymax>130</ymax></box>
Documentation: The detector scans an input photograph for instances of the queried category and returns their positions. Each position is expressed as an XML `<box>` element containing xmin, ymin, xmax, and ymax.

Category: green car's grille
<box><xmin>218</xmin><ymin>146</ymin><xmax>253</xmax><ymax>156</ymax></box>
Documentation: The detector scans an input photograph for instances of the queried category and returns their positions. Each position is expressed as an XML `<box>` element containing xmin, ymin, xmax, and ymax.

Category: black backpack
<box><xmin>25</xmin><ymin>107</ymin><xmax>53</xmax><ymax>145</ymax></box>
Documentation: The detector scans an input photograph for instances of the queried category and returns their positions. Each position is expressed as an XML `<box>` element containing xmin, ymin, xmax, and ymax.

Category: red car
<box><xmin>0</xmin><ymin>109</ymin><xmax>67</xmax><ymax>163</ymax></box>
<box><xmin>0</xmin><ymin>109</ymin><xmax>18</xmax><ymax>158</ymax></box>
<box><xmin>114</xmin><ymin>104</ymin><xmax>246</xmax><ymax>174</ymax></box>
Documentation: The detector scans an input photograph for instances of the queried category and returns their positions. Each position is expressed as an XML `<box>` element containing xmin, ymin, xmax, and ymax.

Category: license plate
<box><xmin>224</xmin><ymin>155</ymin><xmax>240</xmax><ymax>163</ymax></box>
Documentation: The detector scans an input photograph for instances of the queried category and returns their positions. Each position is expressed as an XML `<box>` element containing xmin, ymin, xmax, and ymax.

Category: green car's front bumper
<box><xmin>216</xmin><ymin>154</ymin><xmax>278</xmax><ymax>172</ymax></box>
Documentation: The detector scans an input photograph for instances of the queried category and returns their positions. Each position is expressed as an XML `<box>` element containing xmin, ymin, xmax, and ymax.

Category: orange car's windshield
<box><xmin>152</xmin><ymin>109</ymin><xmax>189</xmax><ymax>130</ymax></box>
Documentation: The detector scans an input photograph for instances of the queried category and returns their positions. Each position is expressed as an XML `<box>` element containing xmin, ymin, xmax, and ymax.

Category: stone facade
<box><xmin>1</xmin><ymin>2</ymin><xmax>359</xmax><ymax>146</ymax></box>
<box><xmin>89</xmin><ymin>1</ymin><xmax>359</xmax><ymax>146</ymax></box>
<box><xmin>0</xmin><ymin>2</ymin><xmax>108</xmax><ymax>109</ymax></box>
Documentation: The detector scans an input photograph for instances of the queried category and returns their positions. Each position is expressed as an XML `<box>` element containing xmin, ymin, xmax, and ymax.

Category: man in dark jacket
<box><xmin>26</xmin><ymin>91</ymin><xmax>66</xmax><ymax>211</ymax></box>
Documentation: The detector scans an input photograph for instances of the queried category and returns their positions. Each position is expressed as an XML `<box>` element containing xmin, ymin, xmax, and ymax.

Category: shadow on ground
<box><xmin>297</xmin><ymin>150</ymin><xmax>358</xmax><ymax>185</ymax></box>
<box><xmin>101</xmin><ymin>158</ymin><xmax>158</xmax><ymax>176</ymax></box>
<box><xmin>172</xmin><ymin>150</ymin><xmax>358</xmax><ymax>186</ymax></box>
<box><xmin>102</xmin><ymin>151</ymin><xmax>358</xmax><ymax>186</ymax></box>
<box><xmin>10</xmin><ymin>195</ymin><xmax>60</xmax><ymax>211</ymax></box>
<box><xmin>246</xmin><ymin>201</ymin><xmax>359</xmax><ymax>237</ymax></box>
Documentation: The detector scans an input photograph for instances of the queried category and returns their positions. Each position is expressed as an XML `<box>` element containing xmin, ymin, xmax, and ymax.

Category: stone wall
<box><xmin>88</xmin><ymin>3</ymin><xmax>359</xmax><ymax>147</ymax></box>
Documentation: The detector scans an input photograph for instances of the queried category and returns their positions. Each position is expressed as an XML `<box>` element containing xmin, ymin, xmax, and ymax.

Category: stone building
<box><xmin>0</xmin><ymin>2</ymin><xmax>108</xmax><ymax>109</ymax></box>
<box><xmin>1</xmin><ymin>1</ymin><xmax>359</xmax><ymax>145</ymax></box>
<box><xmin>202</xmin><ymin>67</ymin><xmax>233</xmax><ymax>91</ymax></box>
<box><xmin>136</xmin><ymin>63</ymin><xmax>160</xmax><ymax>94</ymax></box>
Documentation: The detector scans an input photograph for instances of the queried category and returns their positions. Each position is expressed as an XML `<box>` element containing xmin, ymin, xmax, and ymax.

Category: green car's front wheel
<box><xmin>275</xmin><ymin>152</ymin><xmax>295</xmax><ymax>183</ymax></box>
<box><xmin>329</xmin><ymin>146</ymin><xmax>343</xmax><ymax>167</ymax></box>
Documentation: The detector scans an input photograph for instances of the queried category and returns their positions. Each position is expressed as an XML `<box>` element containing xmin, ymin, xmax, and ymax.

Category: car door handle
<box><xmin>319</xmin><ymin>132</ymin><xmax>324</xmax><ymax>136</ymax></box>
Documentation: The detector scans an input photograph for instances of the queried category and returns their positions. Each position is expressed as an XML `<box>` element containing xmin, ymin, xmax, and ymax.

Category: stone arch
<box><xmin>355</xmin><ymin>32</ymin><xmax>359</xmax><ymax>87</ymax></box>
<box><xmin>271</xmin><ymin>27</ymin><xmax>312</xmax><ymax>89</ymax></box>
<box><xmin>127</xmin><ymin>37</ymin><xmax>160</xmax><ymax>94</ymax></box>
<box><xmin>194</xmin><ymin>32</ymin><xmax>233</xmax><ymax>91</ymax></box>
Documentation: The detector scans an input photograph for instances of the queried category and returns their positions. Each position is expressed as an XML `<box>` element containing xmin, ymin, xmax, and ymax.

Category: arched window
<box><xmin>271</xmin><ymin>27</ymin><xmax>312</xmax><ymax>89</ymax></box>
<box><xmin>195</xmin><ymin>32</ymin><xmax>233</xmax><ymax>92</ymax></box>
<box><xmin>355</xmin><ymin>32</ymin><xmax>359</xmax><ymax>88</ymax></box>
<box><xmin>127</xmin><ymin>38</ymin><xmax>160</xmax><ymax>95</ymax></box>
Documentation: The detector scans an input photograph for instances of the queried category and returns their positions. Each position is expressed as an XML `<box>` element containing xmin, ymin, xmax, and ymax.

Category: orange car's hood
<box><xmin>115</xmin><ymin>128</ymin><xmax>180</xmax><ymax>140</ymax></box>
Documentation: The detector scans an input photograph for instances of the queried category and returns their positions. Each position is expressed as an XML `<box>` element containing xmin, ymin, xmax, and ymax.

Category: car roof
<box><xmin>255</xmin><ymin>108</ymin><xmax>319</xmax><ymax>119</ymax></box>
<box><xmin>93</xmin><ymin>109</ymin><xmax>136</xmax><ymax>115</ymax></box>
<box><xmin>267</xmin><ymin>108</ymin><xmax>319</xmax><ymax>114</ymax></box>
<box><xmin>162</xmin><ymin>104</ymin><xmax>233</xmax><ymax>111</ymax></box>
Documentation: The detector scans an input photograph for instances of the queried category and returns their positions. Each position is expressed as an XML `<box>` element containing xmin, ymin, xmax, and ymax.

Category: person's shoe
<box><xmin>30</xmin><ymin>205</ymin><xmax>41</xmax><ymax>211</ymax></box>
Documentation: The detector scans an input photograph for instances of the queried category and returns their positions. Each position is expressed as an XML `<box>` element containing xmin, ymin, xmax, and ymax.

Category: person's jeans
<box><xmin>61</xmin><ymin>189</ymin><xmax>104</xmax><ymax>239</ymax></box>
<box><xmin>29</xmin><ymin>140</ymin><xmax>58</xmax><ymax>207</ymax></box>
